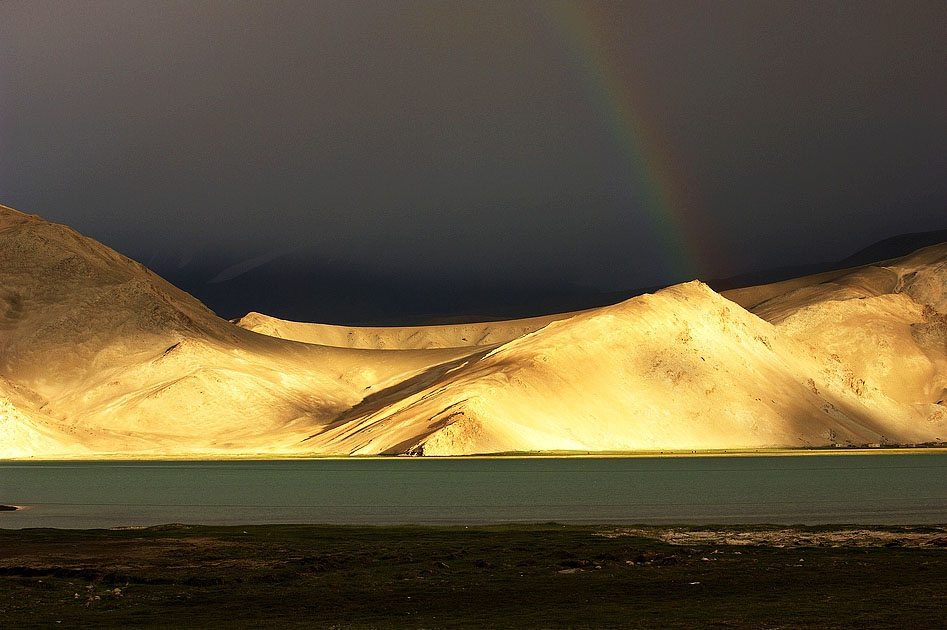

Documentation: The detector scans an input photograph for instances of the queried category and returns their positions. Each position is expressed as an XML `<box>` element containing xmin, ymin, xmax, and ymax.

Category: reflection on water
<box><xmin>1</xmin><ymin>454</ymin><xmax>945</xmax><ymax>528</ymax></box>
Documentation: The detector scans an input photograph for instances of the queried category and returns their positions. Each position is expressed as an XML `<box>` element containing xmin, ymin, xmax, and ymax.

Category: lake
<box><xmin>1</xmin><ymin>453</ymin><xmax>946</xmax><ymax>529</ymax></box>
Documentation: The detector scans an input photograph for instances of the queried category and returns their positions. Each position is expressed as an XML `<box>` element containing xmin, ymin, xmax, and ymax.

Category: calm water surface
<box><xmin>1</xmin><ymin>454</ymin><xmax>946</xmax><ymax>528</ymax></box>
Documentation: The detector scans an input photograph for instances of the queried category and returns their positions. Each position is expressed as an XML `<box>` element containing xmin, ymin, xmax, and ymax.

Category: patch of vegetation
<box><xmin>0</xmin><ymin>524</ymin><xmax>944</xmax><ymax>628</ymax></box>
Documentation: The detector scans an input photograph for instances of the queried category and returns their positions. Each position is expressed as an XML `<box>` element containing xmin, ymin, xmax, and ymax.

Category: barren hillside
<box><xmin>1</xmin><ymin>204</ymin><xmax>945</xmax><ymax>457</ymax></box>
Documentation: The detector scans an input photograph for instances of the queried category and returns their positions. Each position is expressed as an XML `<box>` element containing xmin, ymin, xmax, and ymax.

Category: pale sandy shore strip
<box><xmin>2</xmin><ymin>447</ymin><xmax>946</xmax><ymax>462</ymax></box>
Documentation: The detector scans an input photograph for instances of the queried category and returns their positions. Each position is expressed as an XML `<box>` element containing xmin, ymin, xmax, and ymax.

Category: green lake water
<box><xmin>1</xmin><ymin>454</ymin><xmax>945</xmax><ymax>528</ymax></box>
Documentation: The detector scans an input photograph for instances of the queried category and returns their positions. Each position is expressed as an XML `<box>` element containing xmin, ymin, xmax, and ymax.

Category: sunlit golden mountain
<box><xmin>1</xmin><ymin>204</ymin><xmax>945</xmax><ymax>457</ymax></box>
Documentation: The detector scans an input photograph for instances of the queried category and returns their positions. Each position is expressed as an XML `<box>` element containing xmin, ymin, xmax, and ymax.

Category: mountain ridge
<box><xmin>1</xmin><ymin>203</ymin><xmax>945</xmax><ymax>457</ymax></box>
<box><xmin>149</xmin><ymin>226</ymin><xmax>947</xmax><ymax>325</ymax></box>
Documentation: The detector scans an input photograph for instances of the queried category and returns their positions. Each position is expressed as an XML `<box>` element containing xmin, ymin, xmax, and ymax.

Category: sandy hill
<box><xmin>1</xmin><ymin>203</ymin><xmax>945</xmax><ymax>457</ymax></box>
<box><xmin>301</xmin><ymin>278</ymin><xmax>947</xmax><ymax>455</ymax></box>
<box><xmin>0</xmin><ymin>205</ymin><xmax>478</xmax><ymax>456</ymax></box>
<box><xmin>233</xmin><ymin>310</ymin><xmax>576</xmax><ymax>350</ymax></box>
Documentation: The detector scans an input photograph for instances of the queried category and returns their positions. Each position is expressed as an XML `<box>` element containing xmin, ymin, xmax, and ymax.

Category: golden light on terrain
<box><xmin>1</xmin><ymin>204</ymin><xmax>945</xmax><ymax>458</ymax></box>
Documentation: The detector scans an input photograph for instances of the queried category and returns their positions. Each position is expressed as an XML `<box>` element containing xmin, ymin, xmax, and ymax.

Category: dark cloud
<box><xmin>1</xmin><ymin>1</ymin><xmax>944</xmax><ymax>314</ymax></box>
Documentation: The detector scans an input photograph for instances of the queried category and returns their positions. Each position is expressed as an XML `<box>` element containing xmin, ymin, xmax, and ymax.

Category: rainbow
<box><xmin>537</xmin><ymin>3</ymin><xmax>710</xmax><ymax>282</ymax></box>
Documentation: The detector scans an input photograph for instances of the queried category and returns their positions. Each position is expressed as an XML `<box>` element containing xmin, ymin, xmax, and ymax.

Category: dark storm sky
<box><xmin>1</xmin><ymin>1</ymin><xmax>944</xmax><ymax>294</ymax></box>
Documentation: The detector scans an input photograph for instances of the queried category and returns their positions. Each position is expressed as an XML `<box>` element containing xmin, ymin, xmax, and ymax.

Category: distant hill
<box><xmin>838</xmin><ymin>229</ymin><xmax>947</xmax><ymax>267</ymax></box>
<box><xmin>708</xmin><ymin>228</ymin><xmax>947</xmax><ymax>293</ymax></box>
<box><xmin>153</xmin><ymin>230</ymin><xmax>946</xmax><ymax>325</ymax></box>
<box><xmin>157</xmin><ymin>253</ymin><xmax>600</xmax><ymax>326</ymax></box>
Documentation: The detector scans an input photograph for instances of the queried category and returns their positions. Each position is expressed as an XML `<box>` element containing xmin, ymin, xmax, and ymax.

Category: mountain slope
<box><xmin>0</xmin><ymin>375</ymin><xmax>84</xmax><ymax>458</ymax></box>
<box><xmin>0</xmin><ymin>205</ymin><xmax>479</xmax><ymax>456</ymax></box>
<box><xmin>233</xmin><ymin>310</ymin><xmax>576</xmax><ymax>350</ymax></box>
<box><xmin>300</xmin><ymin>281</ymin><xmax>946</xmax><ymax>455</ymax></box>
<box><xmin>725</xmin><ymin>242</ymin><xmax>947</xmax><ymax>414</ymax></box>
<box><xmin>1</xmin><ymin>203</ymin><xmax>945</xmax><ymax>457</ymax></box>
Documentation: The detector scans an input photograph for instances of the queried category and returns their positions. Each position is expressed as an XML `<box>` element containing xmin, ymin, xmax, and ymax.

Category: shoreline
<box><xmin>1</xmin><ymin>523</ymin><xmax>945</xmax><ymax>628</ymax></box>
<box><xmin>3</xmin><ymin>446</ymin><xmax>947</xmax><ymax>462</ymax></box>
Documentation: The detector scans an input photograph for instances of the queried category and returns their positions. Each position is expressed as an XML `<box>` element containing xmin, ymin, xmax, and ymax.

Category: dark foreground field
<box><xmin>1</xmin><ymin>524</ymin><xmax>945</xmax><ymax>629</ymax></box>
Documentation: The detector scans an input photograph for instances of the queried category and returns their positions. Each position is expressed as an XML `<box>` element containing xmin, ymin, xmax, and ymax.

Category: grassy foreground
<box><xmin>1</xmin><ymin>524</ymin><xmax>945</xmax><ymax>629</ymax></box>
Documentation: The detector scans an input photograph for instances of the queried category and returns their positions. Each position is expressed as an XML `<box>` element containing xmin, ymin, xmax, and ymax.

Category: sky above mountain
<box><xmin>1</xmin><ymin>1</ymin><xmax>944</xmax><ymax>301</ymax></box>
